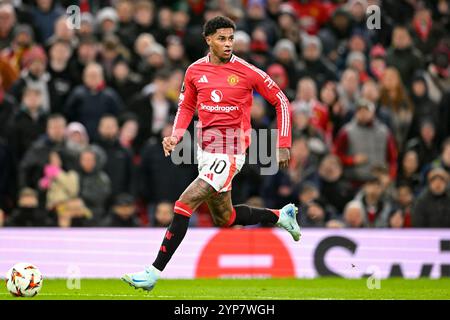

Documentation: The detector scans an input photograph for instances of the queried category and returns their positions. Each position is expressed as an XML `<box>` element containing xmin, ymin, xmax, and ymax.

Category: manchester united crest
<box><xmin>227</xmin><ymin>74</ymin><xmax>239</xmax><ymax>86</ymax></box>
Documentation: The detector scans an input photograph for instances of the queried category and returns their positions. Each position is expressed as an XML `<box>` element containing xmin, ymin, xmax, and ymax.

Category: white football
<box><xmin>5</xmin><ymin>263</ymin><xmax>43</xmax><ymax>297</ymax></box>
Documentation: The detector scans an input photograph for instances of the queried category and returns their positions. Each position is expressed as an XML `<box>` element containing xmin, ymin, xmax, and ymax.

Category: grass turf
<box><xmin>1</xmin><ymin>278</ymin><xmax>450</xmax><ymax>300</ymax></box>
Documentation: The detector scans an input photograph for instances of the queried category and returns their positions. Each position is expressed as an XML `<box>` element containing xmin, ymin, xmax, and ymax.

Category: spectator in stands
<box><xmin>430</xmin><ymin>138</ymin><xmax>450</xmax><ymax>176</ymax></box>
<box><xmin>263</xmin><ymin>136</ymin><xmax>319</xmax><ymax>209</ymax></box>
<box><xmin>10</xmin><ymin>45</ymin><xmax>53</xmax><ymax>114</ymax></box>
<box><xmin>110</xmin><ymin>60</ymin><xmax>143</xmax><ymax>106</ymax></box>
<box><xmin>166</xmin><ymin>35</ymin><xmax>190</xmax><ymax>70</ymax></box>
<box><xmin>2</xmin><ymin>23</ymin><xmax>35</xmax><ymax>72</ymax></box>
<box><xmin>68</xmin><ymin>36</ymin><xmax>99</xmax><ymax>86</ymax></box>
<box><xmin>114</xmin><ymin>0</ymin><xmax>136</xmax><ymax>49</ymax></box>
<box><xmin>77</xmin><ymin>13</ymin><xmax>95</xmax><ymax>39</ymax></box>
<box><xmin>319</xmin><ymin>81</ymin><xmax>349</xmax><ymax>139</ymax></box>
<box><xmin>118</xmin><ymin>113</ymin><xmax>139</xmax><ymax>154</ymax></box>
<box><xmin>379</xmin><ymin>67</ymin><xmax>415</xmax><ymax>151</ymax></box>
<box><xmin>141</xmin><ymin>43</ymin><xmax>168</xmax><ymax>83</ymax></box>
<box><xmin>95</xmin><ymin>114</ymin><xmax>133</xmax><ymax>197</ymax></box>
<box><xmin>273</xmin><ymin>39</ymin><xmax>300</xmax><ymax>92</ymax></box>
<box><xmin>101</xmin><ymin>193</ymin><xmax>140</xmax><ymax>227</ymax></box>
<box><xmin>233</xmin><ymin>30</ymin><xmax>252</xmax><ymax>62</ymax></box>
<box><xmin>298</xmin><ymin>35</ymin><xmax>337</xmax><ymax>88</ymax></box>
<box><xmin>77</xmin><ymin>147</ymin><xmax>111</xmax><ymax>224</ymax></box>
<box><xmin>292</xmin><ymin>77</ymin><xmax>330</xmax><ymax>140</ymax></box>
<box><xmin>99</xmin><ymin>35</ymin><xmax>130</xmax><ymax>83</ymax></box>
<box><xmin>318</xmin><ymin>154</ymin><xmax>354</xmax><ymax>215</ymax></box>
<box><xmin>438</xmin><ymin>90</ymin><xmax>450</xmax><ymax>140</ymax></box>
<box><xmin>46</xmin><ymin>15</ymin><xmax>77</xmax><ymax>48</ymax></box>
<box><xmin>266</xmin><ymin>63</ymin><xmax>295</xmax><ymax>101</ymax></box>
<box><xmin>47</xmin><ymin>39</ymin><xmax>74</xmax><ymax>114</ymax></box>
<box><xmin>405</xmin><ymin>120</ymin><xmax>440</xmax><ymax>170</ymax></box>
<box><xmin>361</xmin><ymin>79</ymin><xmax>392</xmax><ymax>130</ymax></box>
<box><xmin>342</xmin><ymin>200</ymin><xmax>364</xmax><ymax>228</ymax></box>
<box><xmin>369</xmin><ymin>44</ymin><xmax>387</xmax><ymax>81</ymax></box>
<box><xmin>237</xmin><ymin>0</ymin><xmax>279</xmax><ymax>47</ymax></box>
<box><xmin>96</xmin><ymin>6</ymin><xmax>119</xmax><ymax>38</ymax></box>
<box><xmin>298</xmin><ymin>183</ymin><xmax>333</xmax><ymax>228</ymax></box>
<box><xmin>412</xmin><ymin>167</ymin><xmax>450</xmax><ymax>227</ymax></box>
<box><xmin>139</xmin><ymin>123</ymin><xmax>196</xmax><ymax>208</ymax></box>
<box><xmin>65</xmin><ymin>122</ymin><xmax>90</xmax><ymax>161</ymax></box>
<box><xmin>19</xmin><ymin>114</ymin><xmax>72</xmax><ymax>190</ymax></box>
<box><xmin>318</xmin><ymin>8</ymin><xmax>353</xmax><ymax>62</ymax></box>
<box><xmin>30</xmin><ymin>0</ymin><xmax>64</xmax><ymax>42</ymax></box>
<box><xmin>410</xmin><ymin>6</ymin><xmax>444</xmax><ymax>59</ymax></box>
<box><xmin>0</xmin><ymin>138</ymin><xmax>14</xmax><ymax>214</ymax></box>
<box><xmin>153</xmin><ymin>201</ymin><xmax>174</xmax><ymax>228</ymax></box>
<box><xmin>397</xmin><ymin>149</ymin><xmax>422</xmax><ymax>195</ymax></box>
<box><xmin>56</xmin><ymin>197</ymin><xmax>92</xmax><ymax>228</ymax></box>
<box><xmin>5</xmin><ymin>188</ymin><xmax>48</xmax><ymax>226</ymax></box>
<box><xmin>132</xmin><ymin>33</ymin><xmax>155</xmax><ymax>72</ymax></box>
<box><xmin>410</xmin><ymin>72</ymin><xmax>440</xmax><ymax>137</ymax></box>
<box><xmin>386</xmin><ymin>25</ymin><xmax>423</xmax><ymax>87</ymax></box>
<box><xmin>133</xmin><ymin>0</ymin><xmax>156</xmax><ymax>36</ymax></box>
<box><xmin>389</xmin><ymin>183</ymin><xmax>414</xmax><ymax>228</ymax></box>
<box><xmin>352</xmin><ymin>176</ymin><xmax>393</xmax><ymax>228</ymax></box>
<box><xmin>0</xmin><ymin>73</ymin><xmax>17</xmax><ymax>140</ymax></box>
<box><xmin>63</xmin><ymin>62</ymin><xmax>123</xmax><ymax>139</ymax></box>
<box><xmin>0</xmin><ymin>3</ymin><xmax>16</xmax><ymax>50</ymax></box>
<box><xmin>291</xmin><ymin>103</ymin><xmax>328</xmax><ymax>159</ymax></box>
<box><xmin>337</xmin><ymin>68</ymin><xmax>361</xmax><ymax>112</ymax></box>
<box><xmin>128</xmin><ymin>70</ymin><xmax>176</xmax><ymax>152</ymax></box>
<box><xmin>333</xmin><ymin>98</ymin><xmax>398</xmax><ymax>187</ymax></box>
<box><xmin>40</xmin><ymin>150</ymin><xmax>78</xmax><ymax>207</ymax></box>
<box><xmin>9</xmin><ymin>86</ymin><xmax>47</xmax><ymax>161</ymax></box>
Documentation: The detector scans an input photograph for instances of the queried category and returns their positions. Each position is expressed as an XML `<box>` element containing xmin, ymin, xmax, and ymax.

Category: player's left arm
<box><xmin>252</xmin><ymin>70</ymin><xmax>292</xmax><ymax>169</ymax></box>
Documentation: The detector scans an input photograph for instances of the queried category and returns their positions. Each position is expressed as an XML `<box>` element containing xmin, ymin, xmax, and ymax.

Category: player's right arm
<box><xmin>163</xmin><ymin>68</ymin><xmax>197</xmax><ymax>156</ymax></box>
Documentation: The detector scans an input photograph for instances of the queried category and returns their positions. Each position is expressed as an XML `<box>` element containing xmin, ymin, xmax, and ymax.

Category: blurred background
<box><xmin>0</xmin><ymin>0</ymin><xmax>449</xmax><ymax>230</ymax></box>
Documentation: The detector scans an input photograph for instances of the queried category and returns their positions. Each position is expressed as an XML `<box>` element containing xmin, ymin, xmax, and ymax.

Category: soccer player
<box><xmin>122</xmin><ymin>16</ymin><xmax>300</xmax><ymax>291</ymax></box>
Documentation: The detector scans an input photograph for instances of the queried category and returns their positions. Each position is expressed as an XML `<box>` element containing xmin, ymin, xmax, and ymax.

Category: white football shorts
<box><xmin>197</xmin><ymin>145</ymin><xmax>246</xmax><ymax>193</ymax></box>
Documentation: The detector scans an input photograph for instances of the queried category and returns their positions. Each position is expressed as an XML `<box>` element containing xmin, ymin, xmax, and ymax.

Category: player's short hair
<box><xmin>203</xmin><ymin>16</ymin><xmax>236</xmax><ymax>37</ymax></box>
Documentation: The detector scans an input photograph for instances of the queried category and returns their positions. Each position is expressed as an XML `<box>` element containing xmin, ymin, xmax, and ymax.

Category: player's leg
<box><xmin>206</xmin><ymin>191</ymin><xmax>280</xmax><ymax>227</ymax></box>
<box><xmin>152</xmin><ymin>178</ymin><xmax>215</xmax><ymax>271</ymax></box>
<box><xmin>121</xmin><ymin>177</ymin><xmax>215</xmax><ymax>291</ymax></box>
<box><xmin>206</xmin><ymin>191</ymin><xmax>301</xmax><ymax>241</ymax></box>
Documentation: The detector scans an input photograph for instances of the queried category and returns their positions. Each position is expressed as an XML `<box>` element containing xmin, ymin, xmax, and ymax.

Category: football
<box><xmin>5</xmin><ymin>263</ymin><xmax>43</xmax><ymax>297</ymax></box>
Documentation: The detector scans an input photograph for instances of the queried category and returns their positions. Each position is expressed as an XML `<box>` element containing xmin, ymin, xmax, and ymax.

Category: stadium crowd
<box><xmin>0</xmin><ymin>0</ymin><xmax>449</xmax><ymax>228</ymax></box>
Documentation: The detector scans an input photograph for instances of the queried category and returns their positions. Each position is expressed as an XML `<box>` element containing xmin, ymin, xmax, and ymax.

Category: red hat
<box><xmin>21</xmin><ymin>46</ymin><xmax>48</xmax><ymax>69</ymax></box>
<box><xmin>370</xmin><ymin>44</ymin><xmax>386</xmax><ymax>58</ymax></box>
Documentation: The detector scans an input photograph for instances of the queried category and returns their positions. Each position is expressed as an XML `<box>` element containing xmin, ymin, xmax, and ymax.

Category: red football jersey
<box><xmin>172</xmin><ymin>53</ymin><xmax>292</xmax><ymax>154</ymax></box>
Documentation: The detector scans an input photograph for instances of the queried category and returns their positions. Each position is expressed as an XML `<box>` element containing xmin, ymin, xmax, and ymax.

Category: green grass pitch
<box><xmin>1</xmin><ymin>278</ymin><xmax>450</xmax><ymax>300</ymax></box>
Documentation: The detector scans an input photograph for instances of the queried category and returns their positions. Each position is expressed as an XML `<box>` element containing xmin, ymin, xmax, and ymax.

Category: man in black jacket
<box><xmin>101</xmin><ymin>193</ymin><xmax>140</xmax><ymax>227</ymax></box>
<box><xmin>412</xmin><ymin>167</ymin><xmax>450</xmax><ymax>227</ymax></box>
<box><xmin>95</xmin><ymin>114</ymin><xmax>133</xmax><ymax>197</ymax></box>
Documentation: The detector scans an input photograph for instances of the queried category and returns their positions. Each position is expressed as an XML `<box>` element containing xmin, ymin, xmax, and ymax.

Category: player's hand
<box><xmin>162</xmin><ymin>136</ymin><xmax>178</xmax><ymax>157</ymax></box>
<box><xmin>354</xmin><ymin>153</ymin><xmax>368</xmax><ymax>165</ymax></box>
<box><xmin>278</xmin><ymin>148</ymin><xmax>290</xmax><ymax>169</ymax></box>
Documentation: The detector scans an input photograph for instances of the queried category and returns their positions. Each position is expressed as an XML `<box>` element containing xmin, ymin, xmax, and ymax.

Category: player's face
<box><xmin>206</xmin><ymin>28</ymin><xmax>234</xmax><ymax>62</ymax></box>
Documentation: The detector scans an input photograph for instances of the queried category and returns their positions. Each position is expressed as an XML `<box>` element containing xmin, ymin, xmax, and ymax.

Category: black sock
<box><xmin>229</xmin><ymin>205</ymin><xmax>279</xmax><ymax>226</ymax></box>
<box><xmin>152</xmin><ymin>213</ymin><xmax>190</xmax><ymax>271</ymax></box>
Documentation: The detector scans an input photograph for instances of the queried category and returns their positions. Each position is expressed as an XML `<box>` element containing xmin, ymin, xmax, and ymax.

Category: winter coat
<box><xmin>412</xmin><ymin>189</ymin><xmax>450</xmax><ymax>228</ymax></box>
<box><xmin>94</xmin><ymin>138</ymin><xmax>133</xmax><ymax>196</ymax></box>
<box><xmin>9</xmin><ymin>107</ymin><xmax>47</xmax><ymax>161</ymax></box>
<box><xmin>45</xmin><ymin>168</ymin><xmax>79</xmax><ymax>210</ymax></box>
<box><xmin>63</xmin><ymin>85</ymin><xmax>123</xmax><ymax>140</ymax></box>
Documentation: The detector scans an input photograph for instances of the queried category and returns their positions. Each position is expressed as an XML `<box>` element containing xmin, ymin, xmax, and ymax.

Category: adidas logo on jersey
<box><xmin>198</xmin><ymin>75</ymin><xmax>208</xmax><ymax>83</ymax></box>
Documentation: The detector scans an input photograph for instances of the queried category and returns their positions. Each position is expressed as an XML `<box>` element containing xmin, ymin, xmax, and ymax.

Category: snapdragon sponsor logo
<box><xmin>171</xmin><ymin>121</ymin><xmax>280</xmax><ymax>175</ymax></box>
<box><xmin>200</xmin><ymin>103</ymin><xmax>239</xmax><ymax>113</ymax></box>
